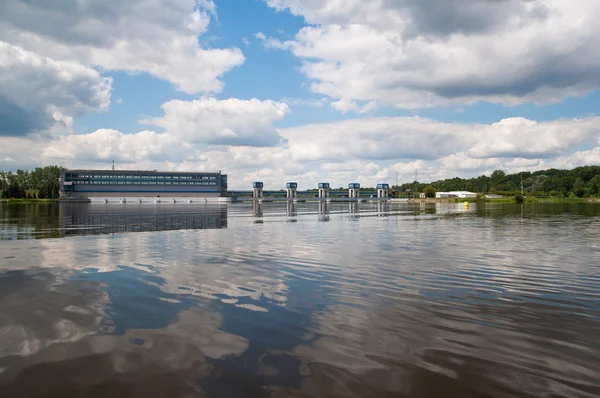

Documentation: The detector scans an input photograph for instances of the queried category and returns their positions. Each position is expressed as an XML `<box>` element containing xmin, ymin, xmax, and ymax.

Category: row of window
<box><xmin>72</xmin><ymin>181</ymin><xmax>218</xmax><ymax>186</ymax></box>
<box><xmin>66</xmin><ymin>175</ymin><xmax>218</xmax><ymax>180</ymax></box>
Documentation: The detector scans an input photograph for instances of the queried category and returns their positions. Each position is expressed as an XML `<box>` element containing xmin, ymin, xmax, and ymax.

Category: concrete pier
<box><xmin>286</xmin><ymin>182</ymin><xmax>298</xmax><ymax>201</ymax></box>
<box><xmin>348</xmin><ymin>183</ymin><xmax>360</xmax><ymax>200</ymax></box>
<box><xmin>318</xmin><ymin>183</ymin><xmax>330</xmax><ymax>200</ymax></box>
<box><xmin>253</xmin><ymin>182</ymin><xmax>264</xmax><ymax>201</ymax></box>
<box><xmin>377</xmin><ymin>184</ymin><xmax>390</xmax><ymax>200</ymax></box>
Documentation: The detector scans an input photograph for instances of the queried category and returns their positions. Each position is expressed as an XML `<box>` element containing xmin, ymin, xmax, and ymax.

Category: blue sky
<box><xmin>0</xmin><ymin>0</ymin><xmax>599</xmax><ymax>188</ymax></box>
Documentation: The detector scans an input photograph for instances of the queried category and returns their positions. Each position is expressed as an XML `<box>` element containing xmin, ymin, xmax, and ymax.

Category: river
<box><xmin>0</xmin><ymin>201</ymin><xmax>599</xmax><ymax>397</ymax></box>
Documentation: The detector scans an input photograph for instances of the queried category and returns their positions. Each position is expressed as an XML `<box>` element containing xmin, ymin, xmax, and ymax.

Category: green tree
<box><xmin>30</xmin><ymin>166</ymin><xmax>63</xmax><ymax>198</ymax></box>
<box><xmin>6</xmin><ymin>179</ymin><xmax>26</xmax><ymax>198</ymax></box>
<box><xmin>423</xmin><ymin>186</ymin><xmax>436</xmax><ymax>198</ymax></box>
<box><xmin>574</xmin><ymin>177</ymin><xmax>585</xmax><ymax>197</ymax></box>
<box><xmin>589</xmin><ymin>175</ymin><xmax>600</xmax><ymax>196</ymax></box>
<box><xmin>514</xmin><ymin>193</ymin><xmax>524</xmax><ymax>203</ymax></box>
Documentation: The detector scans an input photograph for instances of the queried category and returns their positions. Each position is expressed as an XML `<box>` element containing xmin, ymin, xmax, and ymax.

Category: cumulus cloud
<box><xmin>4</xmin><ymin>113</ymin><xmax>600</xmax><ymax>188</ymax></box>
<box><xmin>438</xmin><ymin>152</ymin><xmax>502</xmax><ymax>172</ymax></box>
<box><xmin>467</xmin><ymin>117</ymin><xmax>600</xmax><ymax>159</ymax></box>
<box><xmin>552</xmin><ymin>147</ymin><xmax>600</xmax><ymax>169</ymax></box>
<box><xmin>280</xmin><ymin>117</ymin><xmax>469</xmax><ymax>161</ymax></box>
<box><xmin>264</xmin><ymin>0</ymin><xmax>600</xmax><ymax>107</ymax></box>
<box><xmin>145</xmin><ymin>98</ymin><xmax>289</xmax><ymax>147</ymax></box>
<box><xmin>42</xmin><ymin>129</ymin><xmax>186</xmax><ymax>164</ymax></box>
<box><xmin>0</xmin><ymin>42</ymin><xmax>111</xmax><ymax>136</ymax></box>
<box><xmin>0</xmin><ymin>0</ymin><xmax>244</xmax><ymax>94</ymax></box>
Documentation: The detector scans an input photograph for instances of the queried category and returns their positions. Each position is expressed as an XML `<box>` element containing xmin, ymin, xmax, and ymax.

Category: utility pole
<box><xmin>521</xmin><ymin>171</ymin><xmax>524</xmax><ymax>196</ymax></box>
<box><xmin>112</xmin><ymin>160</ymin><xmax>114</xmax><ymax>171</ymax></box>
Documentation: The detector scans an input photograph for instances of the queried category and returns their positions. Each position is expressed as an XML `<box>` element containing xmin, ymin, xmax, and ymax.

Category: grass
<box><xmin>0</xmin><ymin>198</ymin><xmax>55</xmax><ymax>203</ymax></box>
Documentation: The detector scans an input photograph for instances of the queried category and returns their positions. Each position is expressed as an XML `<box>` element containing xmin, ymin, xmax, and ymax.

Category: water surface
<box><xmin>0</xmin><ymin>201</ymin><xmax>599</xmax><ymax>397</ymax></box>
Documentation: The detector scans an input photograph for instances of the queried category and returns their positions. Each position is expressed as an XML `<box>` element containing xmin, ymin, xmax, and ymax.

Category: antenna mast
<box><xmin>521</xmin><ymin>172</ymin><xmax>523</xmax><ymax>196</ymax></box>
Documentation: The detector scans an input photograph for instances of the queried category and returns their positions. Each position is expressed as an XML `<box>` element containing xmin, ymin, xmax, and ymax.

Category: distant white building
<box><xmin>419</xmin><ymin>193</ymin><xmax>426</xmax><ymax>199</ymax></box>
<box><xmin>436</xmin><ymin>191</ymin><xmax>478</xmax><ymax>199</ymax></box>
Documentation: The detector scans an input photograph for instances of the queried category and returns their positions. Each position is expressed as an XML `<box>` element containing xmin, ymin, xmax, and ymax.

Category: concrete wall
<box><xmin>84</xmin><ymin>192</ymin><xmax>221</xmax><ymax>198</ymax></box>
<box><xmin>66</xmin><ymin>184</ymin><xmax>222</xmax><ymax>198</ymax></box>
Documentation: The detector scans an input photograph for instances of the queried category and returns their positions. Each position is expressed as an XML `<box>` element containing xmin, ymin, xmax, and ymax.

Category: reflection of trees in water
<box><xmin>0</xmin><ymin>203</ymin><xmax>61</xmax><ymax>240</ymax></box>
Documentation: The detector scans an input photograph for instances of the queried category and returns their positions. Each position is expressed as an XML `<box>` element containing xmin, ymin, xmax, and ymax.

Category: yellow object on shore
<box><xmin>464</xmin><ymin>201</ymin><xmax>469</xmax><ymax>207</ymax></box>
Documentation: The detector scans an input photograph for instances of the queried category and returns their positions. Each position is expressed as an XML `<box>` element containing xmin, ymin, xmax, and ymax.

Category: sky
<box><xmin>0</xmin><ymin>0</ymin><xmax>599</xmax><ymax>189</ymax></box>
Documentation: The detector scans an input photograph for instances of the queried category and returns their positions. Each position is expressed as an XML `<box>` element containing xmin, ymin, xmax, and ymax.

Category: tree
<box><xmin>514</xmin><ymin>193</ymin><xmax>524</xmax><ymax>203</ymax></box>
<box><xmin>574</xmin><ymin>177</ymin><xmax>585</xmax><ymax>197</ymax></box>
<box><xmin>30</xmin><ymin>166</ymin><xmax>63</xmax><ymax>198</ymax></box>
<box><xmin>423</xmin><ymin>186</ymin><xmax>436</xmax><ymax>198</ymax></box>
<box><xmin>491</xmin><ymin>170</ymin><xmax>506</xmax><ymax>181</ymax></box>
<box><xmin>6</xmin><ymin>179</ymin><xmax>26</xmax><ymax>198</ymax></box>
<box><xmin>589</xmin><ymin>175</ymin><xmax>600</xmax><ymax>196</ymax></box>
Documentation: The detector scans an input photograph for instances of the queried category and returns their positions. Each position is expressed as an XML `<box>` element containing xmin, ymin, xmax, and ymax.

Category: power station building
<box><xmin>60</xmin><ymin>169</ymin><xmax>228</xmax><ymax>200</ymax></box>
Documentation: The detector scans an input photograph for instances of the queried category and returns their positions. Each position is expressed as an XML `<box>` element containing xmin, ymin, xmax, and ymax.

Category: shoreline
<box><xmin>1</xmin><ymin>197</ymin><xmax>599</xmax><ymax>204</ymax></box>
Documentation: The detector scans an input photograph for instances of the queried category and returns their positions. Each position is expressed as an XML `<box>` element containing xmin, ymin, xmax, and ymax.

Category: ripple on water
<box><xmin>0</xmin><ymin>202</ymin><xmax>599</xmax><ymax>397</ymax></box>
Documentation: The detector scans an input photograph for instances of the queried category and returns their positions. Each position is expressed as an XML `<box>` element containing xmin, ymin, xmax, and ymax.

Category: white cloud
<box><xmin>0</xmin><ymin>42</ymin><xmax>111</xmax><ymax>136</ymax></box>
<box><xmin>42</xmin><ymin>129</ymin><xmax>185</xmax><ymax>164</ymax></box>
<box><xmin>264</xmin><ymin>0</ymin><xmax>600</xmax><ymax>108</ymax></box>
<box><xmin>359</xmin><ymin>101</ymin><xmax>378</xmax><ymax>114</ymax></box>
<box><xmin>254</xmin><ymin>32</ymin><xmax>267</xmax><ymax>40</ymax></box>
<box><xmin>552</xmin><ymin>147</ymin><xmax>600</xmax><ymax>169</ymax></box>
<box><xmin>330</xmin><ymin>99</ymin><xmax>377</xmax><ymax>114</ymax></box>
<box><xmin>438</xmin><ymin>152</ymin><xmax>502</xmax><ymax>172</ymax></box>
<box><xmin>0</xmin><ymin>0</ymin><xmax>244</xmax><ymax>94</ymax></box>
<box><xmin>281</xmin><ymin>97</ymin><xmax>328</xmax><ymax>107</ymax></box>
<box><xmin>3</xmin><ymin>113</ymin><xmax>600</xmax><ymax>189</ymax></box>
<box><xmin>280</xmin><ymin>117</ymin><xmax>469</xmax><ymax>161</ymax></box>
<box><xmin>467</xmin><ymin>117</ymin><xmax>600</xmax><ymax>159</ymax></box>
<box><xmin>145</xmin><ymin>98</ymin><xmax>289</xmax><ymax>147</ymax></box>
<box><xmin>330</xmin><ymin>99</ymin><xmax>360</xmax><ymax>114</ymax></box>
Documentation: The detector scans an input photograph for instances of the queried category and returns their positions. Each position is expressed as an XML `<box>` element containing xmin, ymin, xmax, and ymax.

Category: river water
<box><xmin>0</xmin><ymin>201</ymin><xmax>599</xmax><ymax>397</ymax></box>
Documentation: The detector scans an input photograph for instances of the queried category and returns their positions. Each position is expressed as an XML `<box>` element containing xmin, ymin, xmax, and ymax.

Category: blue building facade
<box><xmin>61</xmin><ymin>169</ymin><xmax>228</xmax><ymax>198</ymax></box>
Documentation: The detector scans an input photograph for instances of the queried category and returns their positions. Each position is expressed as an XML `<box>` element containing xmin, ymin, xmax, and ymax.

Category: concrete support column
<box><xmin>377</xmin><ymin>184</ymin><xmax>390</xmax><ymax>199</ymax></box>
<box><xmin>348</xmin><ymin>183</ymin><xmax>360</xmax><ymax>199</ymax></box>
<box><xmin>286</xmin><ymin>182</ymin><xmax>298</xmax><ymax>200</ymax></box>
<box><xmin>318</xmin><ymin>183</ymin><xmax>330</xmax><ymax>199</ymax></box>
<box><xmin>253</xmin><ymin>182</ymin><xmax>264</xmax><ymax>200</ymax></box>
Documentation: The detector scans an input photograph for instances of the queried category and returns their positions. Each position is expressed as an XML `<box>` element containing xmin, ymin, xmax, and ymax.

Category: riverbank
<box><xmin>2</xmin><ymin>197</ymin><xmax>598</xmax><ymax>204</ymax></box>
<box><xmin>408</xmin><ymin>197</ymin><xmax>597</xmax><ymax>204</ymax></box>
<box><xmin>0</xmin><ymin>198</ymin><xmax>55</xmax><ymax>204</ymax></box>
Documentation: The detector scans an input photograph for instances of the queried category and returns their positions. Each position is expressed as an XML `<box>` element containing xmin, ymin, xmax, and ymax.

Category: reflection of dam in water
<box><xmin>59</xmin><ymin>204</ymin><xmax>227</xmax><ymax>237</ymax></box>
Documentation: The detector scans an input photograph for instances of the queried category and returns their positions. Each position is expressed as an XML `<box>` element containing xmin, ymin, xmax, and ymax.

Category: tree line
<box><xmin>395</xmin><ymin>166</ymin><xmax>600</xmax><ymax>198</ymax></box>
<box><xmin>0</xmin><ymin>166</ymin><xmax>63</xmax><ymax>199</ymax></box>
